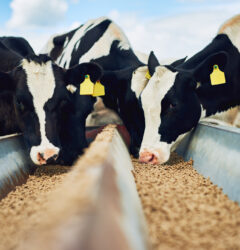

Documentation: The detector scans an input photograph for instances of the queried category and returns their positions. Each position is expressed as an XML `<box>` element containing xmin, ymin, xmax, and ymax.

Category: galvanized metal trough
<box><xmin>0</xmin><ymin>122</ymin><xmax>240</xmax><ymax>204</ymax></box>
<box><xmin>0</xmin><ymin>122</ymin><xmax>240</xmax><ymax>250</ymax></box>
<box><xmin>0</xmin><ymin>134</ymin><xmax>35</xmax><ymax>199</ymax></box>
<box><xmin>17</xmin><ymin>125</ymin><xmax>149</xmax><ymax>250</ymax></box>
<box><xmin>176</xmin><ymin>121</ymin><xmax>240</xmax><ymax>204</ymax></box>
<box><xmin>0</xmin><ymin>125</ymin><xmax>130</xmax><ymax>200</ymax></box>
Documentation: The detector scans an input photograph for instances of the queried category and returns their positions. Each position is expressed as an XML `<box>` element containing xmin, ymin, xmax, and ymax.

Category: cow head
<box><xmin>139</xmin><ymin>50</ymin><xmax>229</xmax><ymax>164</ymax></box>
<box><xmin>0</xmin><ymin>54</ymin><xmax>102</xmax><ymax>165</ymax></box>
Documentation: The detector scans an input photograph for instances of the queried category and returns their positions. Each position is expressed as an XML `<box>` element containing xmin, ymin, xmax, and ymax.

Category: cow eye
<box><xmin>16</xmin><ymin>100</ymin><xmax>25</xmax><ymax>112</ymax></box>
<box><xmin>169</xmin><ymin>103</ymin><xmax>176</xmax><ymax>109</ymax></box>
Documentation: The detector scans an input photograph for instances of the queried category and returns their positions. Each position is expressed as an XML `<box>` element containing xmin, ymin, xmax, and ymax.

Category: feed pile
<box><xmin>133</xmin><ymin>153</ymin><xmax>240</xmax><ymax>250</ymax></box>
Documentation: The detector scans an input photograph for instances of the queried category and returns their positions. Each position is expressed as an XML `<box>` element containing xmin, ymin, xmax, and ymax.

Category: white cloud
<box><xmin>4</xmin><ymin>1</ymin><xmax>240</xmax><ymax>60</ymax></box>
<box><xmin>108</xmin><ymin>2</ymin><xmax>240</xmax><ymax>61</ymax></box>
<box><xmin>7</xmin><ymin>0</ymin><xmax>68</xmax><ymax>29</ymax></box>
<box><xmin>69</xmin><ymin>21</ymin><xmax>81</xmax><ymax>30</ymax></box>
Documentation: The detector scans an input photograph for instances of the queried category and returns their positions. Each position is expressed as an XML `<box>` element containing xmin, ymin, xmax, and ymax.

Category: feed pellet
<box><xmin>0</xmin><ymin>151</ymin><xmax>240</xmax><ymax>250</ymax></box>
<box><xmin>133</xmin><ymin>153</ymin><xmax>240</xmax><ymax>250</ymax></box>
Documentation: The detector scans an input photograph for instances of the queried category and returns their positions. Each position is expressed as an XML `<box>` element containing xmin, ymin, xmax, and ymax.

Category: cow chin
<box><xmin>139</xmin><ymin>144</ymin><xmax>171</xmax><ymax>165</ymax></box>
<box><xmin>30</xmin><ymin>143</ymin><xmax>60</xmax><ymax>165</ymax></box>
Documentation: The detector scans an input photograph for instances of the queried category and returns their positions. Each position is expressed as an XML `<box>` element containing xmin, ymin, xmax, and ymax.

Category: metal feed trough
<box><xmin>0</xmin><ymin>125</ymin><xmax>129</xmax><ymax>200</ymax></box>
<box><xmin>176</xmin><ymin>121</ymin><xmax>240</xmax><ymax>204</ymax></box>
<box><xmin>0</xmin><ymin>134</ymin><xmax>35</xmax><ymax>199</ymax></box>
<box><xmin>0</xmin><ymin>122</ymin><xmax>239</xmax><ymax>250</ymax></box>
<box><xmin>0</xmin><ymin>123</ymin><xmax>240</xmax><ymax>202</ymax></box>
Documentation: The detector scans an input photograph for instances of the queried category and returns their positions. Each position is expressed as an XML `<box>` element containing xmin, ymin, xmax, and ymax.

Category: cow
<box><xmin>139</xmin><ymin>14</ymin><xmax>240</xmax><ymax>164</ymax></box>
<box><xmin>41</xmin><ymin>16</ymin><xmax>187</xmax><ymax>156</ymax></box>
<box><xmin>0</xmin><ymin>37</ymin><xmax>36</xmax><ymax>136</ymax></box>
<box><xmin>0</xmin><ymin>37</ymin><xmax>102</xmax><ymax>166</ymax></box>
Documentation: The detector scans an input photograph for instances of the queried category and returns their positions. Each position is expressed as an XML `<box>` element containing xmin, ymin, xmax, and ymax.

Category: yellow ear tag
<box><xmin>210</xmin><ymin>65</ymin><xmax>226</xmax><ymax>86</ymax></box>
<box><xmin>145</xmin><ymin>70</ymin><xmax>151</xmax><ymax>80</ymax></box>
<box><xmin>92</xmin><ymin>80</ymin><xmax>105</xmax><ymax>97</ymax></box>
<box><xmin>80</xmin><ymin>75</ymin><xmax>94</xmax><ymax>95</ymax></box>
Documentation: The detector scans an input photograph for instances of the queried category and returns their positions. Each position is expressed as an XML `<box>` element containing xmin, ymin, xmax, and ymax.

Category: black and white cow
<box><xmin>0</xmin><ymin>37</ymin><xmax>35</xmax><ymax>136</ymax></box>
<box><xmin>0</xmin><ymin>37</ymin><xmax>102</xmax><ymax>165</ymax></box>
<box><xmin>139</xmin><ymin>15</ymin><xmax>240</xmax><ymax>164</ymax></box>
<box><xmin>42</xmin><ymin>17</ymin><xmax>186</xmax><ymax>156</ymax></box>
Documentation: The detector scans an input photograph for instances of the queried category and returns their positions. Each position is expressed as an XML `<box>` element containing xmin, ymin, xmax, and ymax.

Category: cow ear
<box><xmin>165</xmin><ymin>57</ymin><xmax>188</xmax><ymax>72</ymax></box>
<box><xmin>170</xmin><ymin>56</ymin><xmax>187</xmax><ymax>68</ymax></box>
<box><xmin>148</xmin><ymin>51</ymin><xmax>160</xmax><ymax>77</ymax></box>
<box><xmin>0</xmin><ymin>71</ymin><xmax>15</xmax><ymax>92</ymax></box>
<box><xmin>167</xmin><ymin>51</ymin><xmax>228</xmax><ymax>79</ymax></box>
<box><xmin>192</xmin><ymin>51</ymin><xmax>228</xmax><ymax>80</ymax></box>
<box><xmin>64</xmin><ymin>62</ymin><xmax>103</xmax><ymax>86</ymax></box>
<box><xmin>102</xmin><ymin>66</ymin><xmax>134</xmax><ymax>85</ymax></box>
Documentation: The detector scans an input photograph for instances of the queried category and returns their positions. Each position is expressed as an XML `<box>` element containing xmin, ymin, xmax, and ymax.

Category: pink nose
<box><xmin>139</xmin><ymin>151</ymin><xmax>159</xmax><ymax>164</ymax></box>
<box><xmin>37</xmin><ymin>148</ymin><xmax>58</xmax><ymax>165</ymax></box>
<box><xmin>139</xmin><ymin>149</ymin><xmax>170</xmax><ymax>165</ymax></box>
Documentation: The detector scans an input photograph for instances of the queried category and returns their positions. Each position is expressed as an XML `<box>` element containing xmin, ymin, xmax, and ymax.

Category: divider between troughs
<box><xmin>17</xmin><ymin>125</ymin><xmax>149</xmax><ymax>250</ymax></box>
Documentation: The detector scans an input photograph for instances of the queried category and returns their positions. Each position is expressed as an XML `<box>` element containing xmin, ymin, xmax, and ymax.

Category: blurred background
<box><xmin>0</xmin><ymin>0</ymin><xmax>239</xmax><ymax>60</ymax></box>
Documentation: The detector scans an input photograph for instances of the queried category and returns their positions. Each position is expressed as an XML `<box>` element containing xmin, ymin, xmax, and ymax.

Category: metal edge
<box><xmin>176</xmin><ymin>122</ymin><xmax>240</xmax><ymax>204</ymax></box>
<box><xmin>17</xmin><ymin>126</ymin><xmax>149</xmax><ymax>250</ymax></box>
<box><xmin>0</xmin><ymin>125</ymin><xmax>130</xmax><ymax>200</ymax></box>
<box><xmin>106</xmin><ymin>129</ymin><xmax>149</xmax><ymax>250</ymax></box>
<box><xmin>199</xmin><ymin>121</ymin><xmax>240</xmax><ymax>134</ymax></box>
<box><xmin>0</xmin><ymin>134</ymin><xmax>35</xmax><ymax>199</ymax></box>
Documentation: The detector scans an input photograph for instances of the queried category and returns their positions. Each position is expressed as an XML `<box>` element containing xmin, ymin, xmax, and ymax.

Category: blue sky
<box><xmin>0</xmin><ymin>0</ymin><xmax>237</xmax><ymax>27</ymax></box>
<box><xmin>0</xmin><ymin>0</ymin><xmax>239</xmax><ymax>59</ymax></box>
<box><xmin>0</xmin><ymin>1</ymin><xmax>209</xmax><ymax>25</ymax></box>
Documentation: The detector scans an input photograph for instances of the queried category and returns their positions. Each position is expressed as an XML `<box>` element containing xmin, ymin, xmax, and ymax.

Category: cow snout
<box><xmin>139</xmin><ymin>149</ymin><xmax>170</xmax><ymax>165</ymax></box>
<box><xmin>31</xmin><ymin>146</ymin><xmax>59</xmax><ymax>165</ymax></box>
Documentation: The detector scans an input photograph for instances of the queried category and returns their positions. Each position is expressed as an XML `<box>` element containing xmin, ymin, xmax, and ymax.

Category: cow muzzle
<box><xmin>139</xmin><ymin>148</ymin><xmax>170</xmax><ymax>165</ymax></box>
<box><xmin>30</xmin><ymin>145</ymin><xmax>60</xmax><ymax>165</ymax></box>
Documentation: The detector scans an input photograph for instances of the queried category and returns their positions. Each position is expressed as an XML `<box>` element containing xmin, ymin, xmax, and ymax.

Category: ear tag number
<box><xmin>145</xmin><ymin>70</ymin><xmax>151</xmax><ymax>80</ymax></box>
<box><xmin>80</xmin><ymin>75</ymin><xmax>94</xmax><ymax>95</ymax></box>
<box><xmin>210</xmin><ymin>65</ymin><xmax>226</xmax><ymax>85</ymax></box>
<box><xmin>92</xmin><ymin>80</ymin><xmax>105</xmax><ymax>97</ymax></box>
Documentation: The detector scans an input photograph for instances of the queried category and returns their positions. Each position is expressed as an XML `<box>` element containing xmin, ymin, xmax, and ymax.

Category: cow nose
<box><xmin>139</xmin><ymin>149</ymin><xmax>170</xmax><ymax>165</ymax></box>
<box><xmin>139</xmin><ymin>151</ymin><xmax>159</xmax><ymax>164</ymax></box>
<box><xmin>46</xmin><ymin>154</ymin><xmax>58</xmax><ymax>164</ymax></box>
<box><xmin>37</xmin><ymin>149</ymin><xmax>59</xmax><ymax>165</ymax></box>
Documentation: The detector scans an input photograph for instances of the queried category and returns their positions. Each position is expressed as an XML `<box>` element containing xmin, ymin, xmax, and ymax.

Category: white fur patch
<box><xmin>131</xmin><ymin>66</ymin><xmax>149</xmax><ymax>98</ymax></box>
<box><xmin>196</xmin><ymin>81</ymin><xmax>201</xmax><ymax>89</ymax></box>
<box><xmin>140</xmin><ymin>66</ymin><xmax>177</xmax><ymax>159</ymax></box>
<box><xmin>22</xmin><ymin>59</ymin><xmax>59</xmax><ymax>164</ymax></box>
<box><xmin>53</xmin><ymin>17</ymin><xmax>130</xmax><ymax>68</ymax></box>
<box><xmin>56</xmin><ymin>17</ymin><xmax>106</xmax><ymax>68</ymax></box>
<box><xmin>56</xmin><ymin>17</ymin><xmax>126</xmax><ymax>69</ymax></box>
<box><xmin>66</xmin><ymin>84</ymin><xmax>77</xmax><ymax>93</ymax></box>
<box><xmin>200</xmin><ymin>104</ymin><xmax>207</xmax><ymax>118</ymax></box>
<box><xmin>79</xmin><ymin>21</ymin><xmax>130</xmax><ymax>63</ymax></box>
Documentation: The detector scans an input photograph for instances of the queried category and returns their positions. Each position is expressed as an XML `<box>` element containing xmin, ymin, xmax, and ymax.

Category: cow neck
<box><xmin>197</xmin><ymin>59</ymin><xmax>240</xmax><ymax>117</ymax></box>
<box><xmin>186</xmin><ymin>34</ymin><xmax>240</xmax><ymax>117</ymax></box>
<box><xmin>196</xmin><ymin>75</ymin><xmax>240</xmax><ymax>118</ymax></box>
